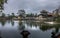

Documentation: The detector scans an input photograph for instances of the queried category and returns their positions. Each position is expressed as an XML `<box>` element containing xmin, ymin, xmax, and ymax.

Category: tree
<box><xmin>18</xmin><ymin>10</ymin><xmax>26</xmax><ymax>17</ymax></box>
<box><xmin>1</xmin><ymin>13</ymin><xmax>5</xmax><ymax>17</ymax></box>
<box><xmin>11</xmin><ymin>13</ymin><xmax>15</xmax><ymax>17</ymax></box>
<box><xmin>0</xmin><ymin>0</ymin><xmax>7</xmax><ymax>17</ymax></box>
<box><xmin>26</xmin><ymin>13</ymin><xmax>34</xmax><ymax>17</ymax></box>
<box><xmin>0</xmin><ymin>0</ymin><xmax>7</xmax><ymax>12</ymax></box>
<box><xmin>7</xmin><ymin>14</ymin><xmax>12</xmax><ymax>19</ymax></box>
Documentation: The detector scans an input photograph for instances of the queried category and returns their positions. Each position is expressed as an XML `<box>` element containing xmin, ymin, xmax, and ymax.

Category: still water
<box><xmin>0</xmin><ymin>20</ymin><xmax>60</xmax><ymax>38</ymax></box>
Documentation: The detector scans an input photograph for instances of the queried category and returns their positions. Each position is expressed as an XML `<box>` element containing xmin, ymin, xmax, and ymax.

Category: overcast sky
<box><xmin>4</xmin><ymin>0</ymin><xmax>60</xmax><ymax>14</ymax></box>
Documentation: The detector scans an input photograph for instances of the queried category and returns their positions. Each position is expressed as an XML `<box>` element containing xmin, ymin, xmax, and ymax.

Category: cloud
<box><xmin>4</xmin><ymin>0</ymin><xmax>60</xmax><ymax>14</ymax></box>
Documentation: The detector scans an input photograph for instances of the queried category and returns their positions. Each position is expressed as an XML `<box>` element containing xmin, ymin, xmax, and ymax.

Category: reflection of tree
<box><xmin>40</xmin><ymin>24</ymin><xmax>60</xmax><ymax>32</ymax></box>
<box><xmin>55</xmin><ymin>28</ymin><xmax>59</xmax><ymax>33</ymax></box>
<box><xmin>18</xmin><ymin>21</ymin><xmax>60</xmax><ymax>32</ymax></box>
<box><xmin>18</xmin><ymin>21</ymin><xmax>30</xmax><ymax>38</ymax></box>
<box><xmin>18</xmin><ymin>21</ymin><xmax>23</xmax><ymax>26</ymax></box>
<box><xmin>18</xmin><ymin>21</ymin><xmax>25</xmax><ymax>30</ymax></box>
<box><xmin>53</xmin><ymin>24</ymin><xmax>60</xmax><ymax>33</ymax></box>
<box><xmin>0</xmin><ymin>20</ymin><xmax>6</xmax><ymax>26</ymax></box>
<box><xmin>40</xmin><ymin>24</ymin><xmax>53</xmax><ymax>31</ymax></box>
<box><xmin>26</xmin><ymin>21</ymin><xmax>41</xmax><ymax>27</ymax></box>
<box><xmin>11</xmin><ymin>20</ymin><xmax>14</xmax><ymax>26</ymax></box>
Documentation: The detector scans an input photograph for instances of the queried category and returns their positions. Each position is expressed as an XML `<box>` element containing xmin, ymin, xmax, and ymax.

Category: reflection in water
<box><xmin>0</xmin><ymin>20</ymin><xmax>60</xmax><ymax>38</ymax></box>
<box><xmin>0</xmin><ymin>20</ymin><xmax>6</xmax><ymax>26</ymax></box>
<box><xmin>18</xmin><ymin>21</ymin><xmax>25</xmax><ymax>30</ymax></box>
<box><xmin>18</xmin><ymin>21</ymin><xmax>30</xmax><ymax>38</ymax></box>
<box><xmin>11</xmin><ymin>20</ymin><xmax>14</xmax><ymax>26</ymax></box>
<box><xmin>55</xmin><ymin>28</ymin><xmax>59</xmax><ymax>33</ymax></box>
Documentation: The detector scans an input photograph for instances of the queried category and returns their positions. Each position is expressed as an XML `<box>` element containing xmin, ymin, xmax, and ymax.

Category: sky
<box><xmin>3</xmin><ymin>0</ymin><xmax>60</xmax><ymax>15</ymax></box>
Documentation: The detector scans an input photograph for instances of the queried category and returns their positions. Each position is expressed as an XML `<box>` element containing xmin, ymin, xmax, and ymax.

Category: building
<box><xmin>53</xmin><ymin>7</ymin><xmax>60</xmax><ymax>16</ymax></box>
<box><xmin>36</xmin><ymin>14</ymin><xmax>47</xmax><ymax>20</ymax></box>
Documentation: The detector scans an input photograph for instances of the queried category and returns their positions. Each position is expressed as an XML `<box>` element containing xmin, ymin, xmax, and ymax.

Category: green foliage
<box><xmin>40</xmin><ymin>24</ymin><xmax>53</xmax><ymax>31</ymax></box>
<box><xmin>0</xmin><ymin>0</ymin><xmax>7</xmax><ymax>11</ymax></box>
<box><xmin>18</xmin><ymin>10</ymin><xmax>25</xmax><ymax>17</ymax></box>
<box><xmin>26</xmin><ymin>13</ymin><xmax>37</xmax><ymax>17</ymax></box>
<box><xmin>55</xmin><ymin>17</ymin><xmax>60</xmax><ymax>22</ymax></box>
<box><xmin>1</xmin><ymin>13</ymin><xmax>5</xmax><ymax>17</ymax></box>
<box><xmin>11</xmin><ymin>13</ymin><xmax>15</xmax><ymax>17</ymax></box>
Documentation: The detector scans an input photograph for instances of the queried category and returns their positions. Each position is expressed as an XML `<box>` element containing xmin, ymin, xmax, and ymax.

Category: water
<box><xmin>0</xmin><ymin>20</ymin><xmax>60</xmax><ymax>38</ymax></box>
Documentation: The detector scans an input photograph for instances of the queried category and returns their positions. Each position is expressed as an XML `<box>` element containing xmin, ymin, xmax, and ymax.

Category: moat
<box><xmin>0</xmin><ymin>20</ymin><xmax>60</xmax><ymax>38</ymax></box>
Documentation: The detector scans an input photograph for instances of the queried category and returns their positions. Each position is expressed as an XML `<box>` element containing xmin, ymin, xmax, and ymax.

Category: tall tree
<box><xmin>0</xmin><ymin>0</ymin><xmax>7</xmax><ymax>16</ymax></box>
<box><xmin>1</xmin><ymin>13</ymin><xmax>5</xmax><ymax>17</ymax></box>
<box><xmin>18</xmin><ymin>9</ymin><xmax>25</xmax><ymax>17</ymax></box>
<box><xmin>0</xmin><ymin>0</ymin><xmax>7</xmax><ymax>12</ymax></box>
<box><xmin>11</xmin><ymin>13</ymin><xmax>15</xmax><ymax>17</ymax></box>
